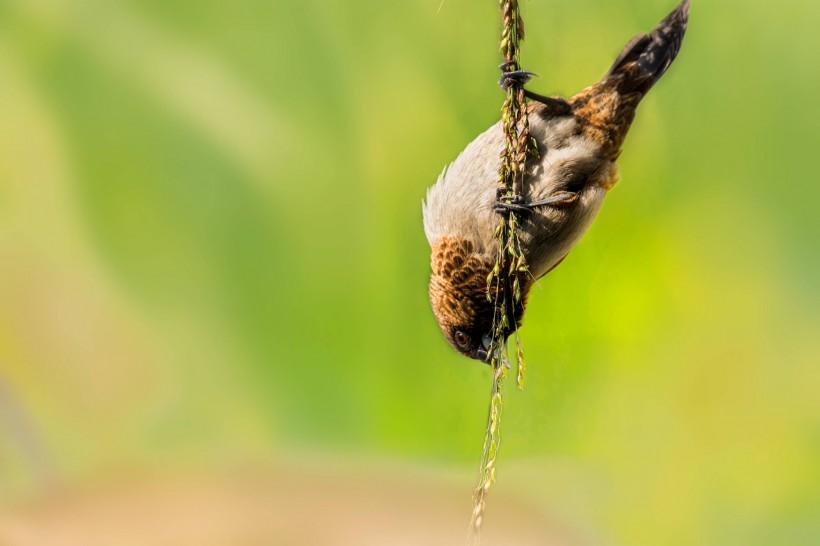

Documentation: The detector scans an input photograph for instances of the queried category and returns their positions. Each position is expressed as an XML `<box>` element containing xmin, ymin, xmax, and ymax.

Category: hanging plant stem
<box><xmin>468</xmin><ymin>0</ymin><xmax>535</xmax><ymax>542</ymax></box>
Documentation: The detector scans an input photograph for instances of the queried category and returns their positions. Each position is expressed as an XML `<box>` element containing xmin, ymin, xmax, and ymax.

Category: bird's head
<box><xmin>428</xmin><ymin>237</ymin><xmax>526</xmax><ymax>362</ymax></box>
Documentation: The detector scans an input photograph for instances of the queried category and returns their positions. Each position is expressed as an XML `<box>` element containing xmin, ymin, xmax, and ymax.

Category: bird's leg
<box><xmin>499</xmin><ymin>63</ymin><xmax>572</xmax><ymax>113</ymax></box>
<box><xmin>527</xmin><ymin>191</ymin><xmax>579</xmax><ymax>207</ymax></box>
<box><xmin>494</xmin><ymin>191</ymin><xmax>579</xmax><ymax>214</ymax></box>
<box><xmin>523</xmin><ymin>90</ymin><xmax>573</xmax><ymax>113</ymax></box>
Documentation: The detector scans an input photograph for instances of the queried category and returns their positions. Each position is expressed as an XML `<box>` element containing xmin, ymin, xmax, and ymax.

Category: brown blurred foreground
<box><xmin>0</xmin><ymin>461</ymin><xmax>582</xmax><ymax>546</ymax></box>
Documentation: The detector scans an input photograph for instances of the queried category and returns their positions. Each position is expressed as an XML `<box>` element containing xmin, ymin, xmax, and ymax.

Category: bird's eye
<box><xmin>454</xmin><ymin>331</ymin><xmax>470</xmax><ymax>348</ymax></box>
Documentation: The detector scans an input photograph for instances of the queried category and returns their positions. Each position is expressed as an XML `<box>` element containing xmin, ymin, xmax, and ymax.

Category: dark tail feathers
<box><xmin>605</xmin><ymin>0</ymin><xmax>690</xmax><ymax>95</ymax></box>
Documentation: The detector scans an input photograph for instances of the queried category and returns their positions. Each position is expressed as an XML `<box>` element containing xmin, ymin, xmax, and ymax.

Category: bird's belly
<box><xmin>522</xmin><ymin>185</ymin><xmax>607</xmax><ymax>279</ymax></box>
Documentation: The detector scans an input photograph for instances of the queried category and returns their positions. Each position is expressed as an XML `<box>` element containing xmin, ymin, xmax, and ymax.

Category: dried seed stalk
<box><xmin>468</xmin><ymin>0</ymin><xmax>534</xmax><ymax>542</ymax></box>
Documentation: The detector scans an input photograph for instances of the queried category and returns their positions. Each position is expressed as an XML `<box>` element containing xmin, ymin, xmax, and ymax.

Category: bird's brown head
<box><xmin>428</xmin><ymin>237</ymin><xmax>526</xmax><ymax>362</ymax></box>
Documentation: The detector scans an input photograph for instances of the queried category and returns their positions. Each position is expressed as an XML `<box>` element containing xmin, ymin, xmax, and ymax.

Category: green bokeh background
<box><xmin>1</xmin><ymin>0</ymin><xmax>817</xmax><ymax>544</ymax></box>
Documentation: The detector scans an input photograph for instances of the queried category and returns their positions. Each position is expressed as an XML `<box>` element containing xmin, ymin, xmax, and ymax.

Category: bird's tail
<box><xmin>605</xmin><ymin>0</ymin><xmax>690</xmax><ymax>96</ymax></box>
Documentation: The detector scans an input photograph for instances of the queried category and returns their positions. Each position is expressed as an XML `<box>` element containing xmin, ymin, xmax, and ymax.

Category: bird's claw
<box><xmin>498</xmin><ymin>64</ymin><xmax>538</xmax><ymax>91</ymax></box>
<box><xmin>498</xmin><ymin>63</ymin><xmax>572</xmax><ymax>112</ymax></box>
<box><xmin>494</xmin><ymin>192</ymin><xmax>579</xmax><ymax>215</ymax></box>
<box><xmin>494</xmin><ymin>194</ymin><xmax>530</xmax><ymax>214</ymax></box>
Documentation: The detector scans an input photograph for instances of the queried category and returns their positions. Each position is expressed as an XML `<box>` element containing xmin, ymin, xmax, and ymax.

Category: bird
<box><xmin>423</xmin><ymin>0</ymin><xmax>690</xmax><ymax>362</ymax></box>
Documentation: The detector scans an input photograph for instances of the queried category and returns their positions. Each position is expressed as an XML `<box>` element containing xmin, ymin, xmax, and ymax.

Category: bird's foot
<box><xmin>498</xmin><ymin>63</ymin><xmax>572</xmax><ymax>113</ymax></box>
<box><xmin>498</xmin><ymin>63</ymin><xmax>537</xmax><ymax>91</ymax></box>
<box><xmin>494</xmin><ymin>194</ymin><xmax>531</xmax><ymax>214</ymax></box>
<box><xmin>494</xmin><ymin>191</ymin><xmax>579</xmax><ymax>214</ymax></box>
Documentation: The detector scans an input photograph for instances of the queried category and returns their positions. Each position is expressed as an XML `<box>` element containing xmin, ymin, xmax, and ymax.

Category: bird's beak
<box><xmin>477</xmin><ymin>335</ymin><xmax>512</xmax><ymax>369</ymax></box>
<box><xmin>476</xmin><ymin>334</ymin><xmax>493</xmax><ymax>364</ymax></box>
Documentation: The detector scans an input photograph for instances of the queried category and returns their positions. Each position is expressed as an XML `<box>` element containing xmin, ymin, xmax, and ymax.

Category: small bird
<box><xmin>423</xmin><ymin>0</ymin><xmax>690</xmax><ymax>361</ymax></box>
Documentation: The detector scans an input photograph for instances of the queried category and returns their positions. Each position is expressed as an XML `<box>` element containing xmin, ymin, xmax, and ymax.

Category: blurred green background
<box><xmin>0</xmin><ymin>0</ymin><xmax>817</xmax><ymax>544</ymax></box>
